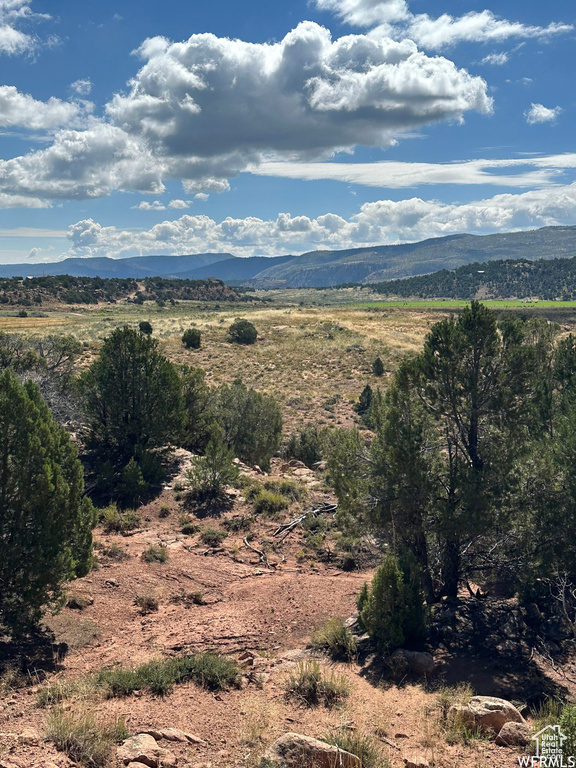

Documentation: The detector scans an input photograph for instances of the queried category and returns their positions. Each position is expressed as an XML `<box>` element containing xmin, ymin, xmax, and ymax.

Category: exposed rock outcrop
<box><xmin>265</xmin><ymin>732</ymin><xmax>361</xmax><ymax>768</ymax></box>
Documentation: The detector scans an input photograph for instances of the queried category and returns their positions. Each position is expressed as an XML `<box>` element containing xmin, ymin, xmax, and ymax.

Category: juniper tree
<box><xmin>81</xmin><ymin>327</ymin><xmax>183</xmax><ymax>489</ymax></box>
<box><xmin>0</xmin><ymin>370</ymin><xmax>94</xmax><ymax>636</ymax></box>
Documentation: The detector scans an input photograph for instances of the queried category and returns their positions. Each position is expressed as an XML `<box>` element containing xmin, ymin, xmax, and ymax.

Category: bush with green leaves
<box><xmin>182</xmin><ymin>328</ymin><xmax>202</xmax><ymax>349</ymax></box>
<box><xmin>263</xmin><ymin>478</ymin><xmax>306</xmax><ymax>501</ymax></box>
<box><xmin>284</xmin><ymin>423</ymin><xmax>327</xmax><ymax>468</ymax></box>
<box><xmin>227</xmin><ymin>317</ymin><xmax>257</xmax><ymax>345</ymax></box>
<box><xmin>357</xmin><ymin>553</ymin><xmax>426</xmax><ymax>653</ymax></box>
<box><xmin>200</xmin><ymin>528</ymin><xmax>228</xmax><ymax>547</ymax></box>
<box><xmin>311</xmin><ymin>617</ymin><xmax>357</xmax><ymax>661</ymax></box>
<box><xmin>252</xmin><ymin>489</ymin><xmax>289</xmax><ymax>516</ymax></box>
<box><xmin>214</xmin><ymin>379</ymin><xmax>282</xmax><ymax>470</ymax></box>
<box><xmin>141</xmin><ymin>544</ymin><xmax>169</xmax><ymax>563</ymax></box>
<box><xmin>561</xmin><ymin>704</ymin><xmax>576</xmax><ymax>758</ymax></box>
<box><xmin>94</xmin><ymin>653</ymin><xmax>240</xmax><ymax>697</ymax></box>
<box><xmin>99</xmin><ymin>503</ymin><xmax>141</xmax><ymax>534</ymax></box>
<box><xmin>138</xmin><ymin>321</ymin><xmax>153</xmax><ymax>335</ymax></box>
<box><xmin>0</xmin><ymin>370</ymin><xmax>95</xmax><ymax>637</ymax></box>
<box><xmin>187</xmin><ymin>431</ymin><xmax>239</xmax><ymax>498</ymax></box>
<box><xmin>354</xmin><ymin>384</ymin><xmax>372</xmax><ymax>415</ymax></box>
<box><xmin>372</xmin><ymin>357</ymin><xmax>385</xmax><ymax>377</ymax></box>
<box><xmin>181</xmin><ymin>365</ymin><xmax>212</xmax><ymax>453</ymax></box>
<box><xmin>134</xmin><ymin>594</ymin><xmax>159</xmax><ymax>615</ymax></box>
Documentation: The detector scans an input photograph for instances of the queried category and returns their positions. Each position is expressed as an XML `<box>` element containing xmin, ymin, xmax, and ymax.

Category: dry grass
<box><xmin>45</xmin><ymin>705</ymin><xmax>129</xmax><ymax>767</ymax></box>
<box><xmin>285</xmin><ymin>660</ymin><xmax>350</xmax><ymax>708</ymax></box>
<box><xmin>237</xmin><ymin>695</ymin><xmax>280</xmax><ymax>765</ymax></box>
<box><xmin>0</xmin><ymin>298</ymin><xmax>451</xmax><ymax>430</ymax></box>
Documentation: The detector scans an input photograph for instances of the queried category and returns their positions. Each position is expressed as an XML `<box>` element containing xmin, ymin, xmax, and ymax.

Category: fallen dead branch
<box><xmin>273</xmin><ymin>502</ymin><xmax>337</xmax><ymax>541</ymax></box>
<box><xmin>243</xmin><ymin>536</ymin><xmax>274</xmax><ymax>568</ymax></box>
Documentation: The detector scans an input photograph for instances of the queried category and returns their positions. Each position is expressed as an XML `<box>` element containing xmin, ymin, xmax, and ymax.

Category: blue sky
<box><xmin>0</xmin><ymin>0</ymin><xmax>574</xmax><ymax>263</ymax></box>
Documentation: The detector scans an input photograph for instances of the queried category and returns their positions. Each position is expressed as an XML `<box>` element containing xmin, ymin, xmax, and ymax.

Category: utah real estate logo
<box><xmin>518</xmin><ymin>724</ymin><xmax>573</xmax><ymax>767</ymax></box>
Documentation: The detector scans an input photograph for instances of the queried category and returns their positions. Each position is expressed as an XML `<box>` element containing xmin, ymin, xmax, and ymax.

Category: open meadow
<box><xmin>5</xmin><ymin>291</ymin><xmax>576</xmax><ymax>431</ymax></box>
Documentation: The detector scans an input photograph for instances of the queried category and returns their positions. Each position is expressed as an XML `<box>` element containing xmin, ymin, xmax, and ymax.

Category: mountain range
<box><xmin>3</xmin><ymin>225</ymin><xmax>576</xmax><ymax>286</ymax></box>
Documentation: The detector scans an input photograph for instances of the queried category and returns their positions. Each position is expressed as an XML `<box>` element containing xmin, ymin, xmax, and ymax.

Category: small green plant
<box><xmin>181</xmin><ymin>522</ymin><xmax>200</xmax><ymax>535</ymax></box>
<box><xmin>182</xmin><ymin>328</ymin><xmax>201</xmax><ymax>349</ymax></box>
<box><xmin>311</xmin><ymin>617</ymin><xmax>357</xmax><ymax>661</ymax></box>
<box><xmin>227</xmin><ymin>318</ymin><xmax>257</xmax><ymax>345</ymax></box>
<box><xmin>100</xmin><ymin>503</ymin><xmax>122</xmax><ymax>532</ymax></box>
<box><xmin>37</xmin><ymin>677</ymin><xmax>92</xmax><ymax>707</ymax></box>
<box><xmin>252</xmin><ymin>489</ymin><xmax>289</xmax><ymax>516</ymax></box>
<box><xmin>100</xmin><ymin>542</ymin><xmax>129</xmax><ymax>561</ymax></box>
<box><xmin>263</xmin><ymin>478</ymin><xmax>306</xmax><ymax>501</ymax></box>
<box><xmin>45</xmin><ymin>707</ymin><xmax>129</xmax><ymax>767</ymax></box>
<box><xmin>94</xmin><ymin>653</ymin><xmax>240</xmax><ymax>697</ymax></box>
<box><xmin>159</xmin><ymin>504</ymin><xmax>170</xmax><ymax>518</ymax></box>
<box><xmin>285</xmin><ymin>660</ymin><xmax>349</xmax><ymax>708</ymax></box>
<box><xmin>200</xmin><ymin>528</ymin><xmax>228</xmax><ymax>547</ymax></box>
<box><xmin>141</xmin><ymin>544</ymin><xmax>169</xmax><ymax>563</ymax></box>
<box><xmin>134</xmin><ymin>594</ymin><xmax>159</xmax><ymax>615</ymax></box>
<box><xmin>531</xmin><ymin>699</ymin><xmax>564</xmax><ymax>738</ymax></box>
<box><xmin>242</xmin><ymin>478</ymin><xmax>264</xmax><ymax>501</ymax></box>
<box><xmin>560</xmin><ymin>705</ymin><xmax>576</xmax><ymax>758</ymax></box>
<box><xmin>187</xmin><ymin>432</ymin><xmax>239</xmax><ymax>498</ymax></box>
<box><xmin>100</xmin><ymin>503</ymin><xmax>141</xmax><ymax>534</ymax></box>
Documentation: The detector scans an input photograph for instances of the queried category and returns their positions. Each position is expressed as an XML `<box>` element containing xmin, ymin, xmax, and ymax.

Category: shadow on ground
<box><xmin>0</xmin><ymin>628</ymin><xmax>67</xmax><ymax>682</ymax></box>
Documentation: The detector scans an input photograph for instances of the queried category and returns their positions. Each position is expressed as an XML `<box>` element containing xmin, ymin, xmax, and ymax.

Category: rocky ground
<box><xmin>1</xmin><ymin>455</ymin><xmax>575</xmax><ymax>768</ymax></box>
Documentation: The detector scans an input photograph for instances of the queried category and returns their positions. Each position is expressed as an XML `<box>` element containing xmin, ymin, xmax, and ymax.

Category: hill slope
<box><xmin>365</xmin><ymin>253</ymin><xmax>576</xmax><ymax>300</ymax></box>
<box><xmin>249</xmin><ymin>226</ymin><xmax>576</xmax><ymax>287</ymax></box>
<box><xmin>0</xmin><ymin>252</ymin><xmax>234</xmax><ymax>279</ymax></box>
<box><xmin>2</xmin><ymin>225</ymin><xmax>576</xmax><ymax>285</ymax></box>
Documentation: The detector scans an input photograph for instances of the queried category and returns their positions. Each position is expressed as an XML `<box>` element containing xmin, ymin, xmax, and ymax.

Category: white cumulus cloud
<box><xmin>0</xmin><ymin>85</ymin><xmax>91</xmax><ymax>130</ymax></box>
<box><xmin>525</xmin><ymin>103</ymin><xmax>562</xmax><ymax>125</ymax></box>
<box><xmin>61</xmin><ymin>183</ymin><xmax>576</xmax><ymax>260</ymax></box>
<box><xmin>0</xmin><ymin>123</ymin><xmax>166</xmax><ymax>202</ymax></box>
<box><xmin>0</xmin><ymin>22</ymin><xmax>492</xmax><ymax>205</ymax></box>
<box><xmin>0</xmin><ymin>0</ymin><xmax>50</xmax><ymax>55</ymax></box>
<box><xmin>315</xmin><ymin>0</ymin><xmax>572</xmax><ymax>50</ymax></box>
<box><xmin>132</xmin><ymin>200</ymin><xmax>166</xmax><ymax>210</ymax></box>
